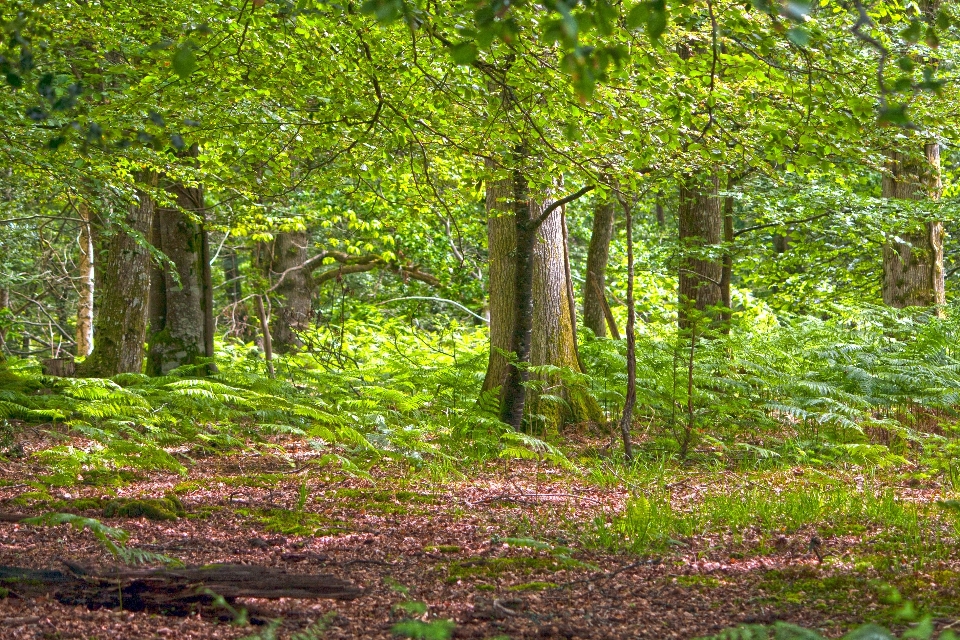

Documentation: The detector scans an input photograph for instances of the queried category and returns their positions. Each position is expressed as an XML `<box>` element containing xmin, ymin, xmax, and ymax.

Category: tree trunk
<box><xmin>529</xmin><ymin>195</ymin><xmax>601</xmax><ymax>431</ymax></box>
<box><xmin>78</xmin><ymin>179</ymin><xmax>157</xmax><ymax>377</ymax></box>
<box><xmin>618</xmin><ymin>194</ymin><xmax>636</xmax><ymax>461</ymax></box>
<box><xmin>881</xmin><ymin>143</ymin><xmax>945</xmax><ymax>311</ymax></box>
<box><xmin>0</xmin><ymin>287</ymin><xmax>8</xmax><ymax>356</ymax></box>
<box><xmin>481</xmin><ymin>163</ymin><xmax>517</xmax><ymax>394</ymax></box>
<box><xmin>720</xmin><ymin>191</ymin><xmax>735</xmax><ymax>332</ymax></box>
<box><xmin>146</xmin><ymin>182</ymin><xmax>208</xmax><ymax>376</ymax></box>
<box><xmin>678</xmin><ymin>174</ymin><xmax>722</xmax><ymax>330</ymax></box>
<box><xmin>75</xmin><ymin>203</ymin><xmax>95</xmax><ymax>357</ymax></box>
<box><xmin>269</xmin><ymin>231</ymin><xmax>312</xmax><ymax>353</ymax></box>
<box><xmin>583</xmin><ymin>196</ymin><xmax>616</xmax><ymax>338</ymax></box>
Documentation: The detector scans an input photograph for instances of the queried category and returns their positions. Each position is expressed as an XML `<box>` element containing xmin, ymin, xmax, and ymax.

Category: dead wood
<box><xmin>0</xmin><ymin>562</ymin><xmax>361</xmax><ymax>616</ymax></box>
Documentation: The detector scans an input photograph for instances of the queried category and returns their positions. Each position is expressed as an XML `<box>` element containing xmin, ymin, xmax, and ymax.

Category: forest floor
<box><xmin>0</xmin><ymin>434</ymin><xmax>957</xmax><ymax>639</ymax></box>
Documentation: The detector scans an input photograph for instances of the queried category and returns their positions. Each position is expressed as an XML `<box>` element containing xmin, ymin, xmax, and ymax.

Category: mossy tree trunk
<box><xmin>678</xmin><ymin>174</ymin><xmax>722</xmax><ymax>330</ymax></box>
<box><xmin>583</xmin><ymin>195</ymin><xmax>615</xmax><ymax>338</ymax></box>
<box><xmin>484</xmin><ymin>156</ymin><xmax>600</xmax><ymax>431</ymax></box>
<box><xmin>146</xmin><ymin>181</ymin><xmax>209</xmax><ymax>376</ymax></box>
<box><xmin>529</xmin><ymin>193</ymin><xmax>602</xmax><ymax>431</ymax></box>
<box><xmin>78</xmin><ymin>179</ymin><xmax>157</xmax><ymax>377</ymax></box>
<box><xmin>268</xmin><ymin>230</ymin><xmax>312</xmax><ymax>353</ymax></box>
<box><xmin>881</xmin><ymin>143</ymin><xmax>944</xmax><ymax>311</ymax></box>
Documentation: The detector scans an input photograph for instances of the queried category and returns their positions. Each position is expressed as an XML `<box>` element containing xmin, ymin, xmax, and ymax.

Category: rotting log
<box><xmin>0</xmin><ymin>562</ymin><xmax>361</xmax><ymax>615</ymax></box>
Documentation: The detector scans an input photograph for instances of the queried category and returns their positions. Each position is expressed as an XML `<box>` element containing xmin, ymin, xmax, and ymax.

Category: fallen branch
<box><xmin>0</xmin><ymin>562</ymin><xmax>361</xmax><ymax>616</ymax></box>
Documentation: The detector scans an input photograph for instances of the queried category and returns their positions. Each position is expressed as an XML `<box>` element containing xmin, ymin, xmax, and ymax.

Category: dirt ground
<box><xmin>0</xmin><ymin>443</ymin><xmax>949</xmax><ymax>639</ymax></box>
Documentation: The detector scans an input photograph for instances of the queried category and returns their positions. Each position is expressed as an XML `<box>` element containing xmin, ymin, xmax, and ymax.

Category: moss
<box><xmin>103</xmin><ymin>495</ymin><xmax>185</xmax><ymax>521</ymax></box>
<box><xmin>172</xmin><ymin>480</ymin><xmax>205</xmax><ymax>494</ymax></box>
<box><xmin>676</xmin><ymin>575</ymin><xmax>722</xmax><ymax>589</ymax></box>
<box><xmin>0</xmin><ymin>587</ymin><xmax>9</xmax><ymax>598</ymax></box>
<box><xmin>424</xmin><ymin>545</ymin><xmax>461</xmax><ymax>554</ymax></box>
<box><xmin>241</xmin><ymin>508</ymin><xmax>349</xmax><ymax>537</ymax></box>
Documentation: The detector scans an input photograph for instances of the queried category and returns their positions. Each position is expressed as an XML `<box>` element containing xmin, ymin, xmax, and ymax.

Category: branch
<box><xmin>531</xmin><ymin>185</ymin><xmax>595</xmax><ymax>229</ymax></box>
<box><xmin>733</xmin><ymin>212</ymin><xmax>830</xmax><ymax>238</ymax></box>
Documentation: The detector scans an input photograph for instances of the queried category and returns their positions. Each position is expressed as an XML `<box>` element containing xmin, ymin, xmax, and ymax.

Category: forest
<box><xmin>1</xmin><ymin>0</ymin><xmax>960</xmax><ymax>638</ymax></box>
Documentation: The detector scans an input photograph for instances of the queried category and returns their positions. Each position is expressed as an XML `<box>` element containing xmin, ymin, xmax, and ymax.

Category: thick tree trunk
<box><xmin>269</xmin><ymin>231</ymin><xmax>312</xmax><ymax>353</ymax></box>
<box><xmin>75</xmin><ymin>203</ymin><xmax>95</xmax><ymax>357</ymax></box>
<box><xmin>529</xmin><ymin>197</ymin><xmax>601</xmax><ymax>430</ymax></box>
<box><xmin>678</xmin><ymin>174</ymin><xmax>722</xmax><ymax>330</ymax></box>
<box><xmin>881</xmin><ymin>144</ymin><xmax>945</xmax><ymax>310</ymax></box>
<box><xmin>146</xmin><ymin>183</ymin><xmax>207</xmax><ymax>376</ymax></box>
<box><xmin>482</xmin><ymin>164</ymin><xmax>517</xmax><ymax>394</ymax></box>
<box><xmin>583</xmin><ymin>196</ymin><xmax>616</xmax><ymax>338</ymax></box>
<box><xmin>79</xmin><ymin>180</ymin><xmax>157</xmax><ymax>377</ymax></box>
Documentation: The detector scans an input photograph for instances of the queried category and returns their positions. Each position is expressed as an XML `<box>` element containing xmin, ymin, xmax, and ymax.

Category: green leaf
<box><xmin>449</xmin><ymin>41</ymin><xmax>478</xmax><ymax>65</ymax></box>
<box><xmin>896</xmin><ymin>56</ymin><xmax>914</xmax><ymax>72</ymax></box>
<box><xmin>901</xmin><ymin>20</ymin><xmax>922</xmax><ymax>44</ymax></box>
<box><xmin>171</xmin><ymin>44</ymin><xmax>197</xmax><ymax>80</ymax></box>
<box><xmin>786</xmin><ymin>26</ymin><xmax>809</xmax><ymax>46</ymax></box>
<box><xmin>877</xmin><ymin>104</ymin><xmax>909</xmax><ymax>127</ymax></box>
<box><xmin>627</xmin><ymin>0</ymin><xmax>667</xmax><ymax>43</ymax></box>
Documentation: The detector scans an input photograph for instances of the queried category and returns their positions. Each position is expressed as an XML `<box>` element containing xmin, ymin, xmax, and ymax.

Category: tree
<box><xmin>678</xmin><ymin>174</ymin><xmax>723</xmax><ymax>330</ymax></box>
<box><xmin>146</xmin><ymin>175</ymin><xmax>213</xmax><ymax>376</ymax></box>
<box><xmin>881</xmin><ymin>143</ymin><xmax>945</xmax><ymax>311</ymax></box>
<box><xmin>265</xmin><ymin>231</ymin><xmax>312</xmax><ymax>354</ymax></box>
<box><xmin>78</xmin><ymin>179</ymin><xmax>157</xmax><ymax>377</ymax></box>
<box><xmin>75</xmin><ymin>202</ymin><xmax>94</xmax><ymax>357</ymax></box>
<box><xmin>583</xmin><ymin>194</ymin><xmax>618</xmax><ymax>339</ymax></box>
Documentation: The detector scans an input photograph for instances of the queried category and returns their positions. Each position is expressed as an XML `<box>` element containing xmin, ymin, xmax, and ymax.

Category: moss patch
<box><xmin>103</xmin><ymin>495</ymin><xmax>185</xmax><ymax>521</ymax></box>
<box><xmin>238</xmin><ymin>508</ymin><xmax>349</xmax><ymax>537</ymax></box>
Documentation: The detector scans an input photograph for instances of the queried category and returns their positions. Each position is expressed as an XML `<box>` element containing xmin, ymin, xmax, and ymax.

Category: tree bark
<box><xmin>529</xmin><ymin>194</ymin><xmax>602</xmax><ymax>431</ymax></box>
<box><xmin>678</xmin><ymin>174</ymin><xmax>722</xmax><ymax>330</ymax></box>
<box><xmin>881</xmin><ymin>143</ymin><xmax>945</xmax><ymax>311</ymax></box>
<box><xmin>269</xmin><ymin>231</ymin><xmax>312</xmax><ymax>353</ymax></box>
<box><xmin>0</xmin><ymin>287</ymin><xmax>8</xmax><ymax>356</ymax></box>
<box><xmin>78</xmin><ymin>178</ymin><xmax>157</xmax><ymax>377</ymax></box>
<box><xmin>720</xmin><ymin>191</ymin><xmax>735</xmax><ymax>332</ymax></box>
<box><xmin>482</xmin><ymin>162</ymin><xmax>517</xmax><ymax>394</ymax></box>
<box><xmin>583</xmin><ymin>196</ymin><xmax>616</xmax><ymax>338</ymax></box>
<box><xmin>617</xmin><ymin>194</ymin><xmax>635</xmax><ymax>461</ymax></box>
<box><xmin>146</xmin><ymin>182</ymin><xmax>208</xmax><ymax>376</ymax></box>
<box><xmin>75</xmin><ymin>203</ymin><xmax>95</xmax><ymax>357</ymax></box>
<box><xmin>0</xmin><ymin>562</ymin><xmax>359</xmax><ymax>615</ymax></box>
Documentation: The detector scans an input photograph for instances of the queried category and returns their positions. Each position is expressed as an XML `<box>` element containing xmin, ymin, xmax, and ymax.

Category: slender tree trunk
<box><xmin>146</xmin><ymin>183</ymin><xmax>207</xmax><ymax>376</ymax></box>
<box><xmin>678</xmin><ymin>174</ymin><xmax>722</xmax><ymax>330</ymax></box>
<box><xmin>0</xmin><ymin>287</ymin><xmax>8</xmax><ymax>356</ymax></box>
<box><xmin>881</xmin><ymin>143</ymin><xmax>945</xmax><ymax>311</ymax></box>
<box><xmin>583</xmin><ymin>195</ymin><xmax>616</xmax><ymax>338</ymax></box>
<box><xmin>75</xmin><ymin>203</ymin><xmax>95</xmax><ymax>357</ymax></box>
<box><xmin>481</xmin><ymin>163</ymin><xmax>517</xmax><ymax>394</ymax></box>
<box><xmin>617</xmin><ymin>195</ymin><xmax>635</xmax><ymax>461</ymax></box>
<box><xmin>269</xmin><ymin>231</ymin><xmax>312</xmax><ymax>353</ymax></box>
<box><xmin>655</xmin><ymin>200</ymin><xmax>665</xmax><ymax>228</ymax></box>
<box><xmin>200</xmin><ymin>218</ymin><xmax>216</xmax><ymax>370</ymax></box>
<box><xmin>78</xmin><ymin>179</ymin><xmax>157</xmax><ymax>377</ymax></box>
<box><xmin>255</xmin><ymin>295</ymin><xmax>275</xmax><ymax>379</ymax></box>
<box><xmin>720</xmin><ymin>191</ymin><xmax>735</xmax><ymax>332</ymax></box>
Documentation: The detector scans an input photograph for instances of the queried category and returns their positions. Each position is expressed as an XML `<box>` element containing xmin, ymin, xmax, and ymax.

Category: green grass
<box><xmin>586</xmin><ymin>483</ymin><xmax>960</xmax><ymax>565</ymax></box>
